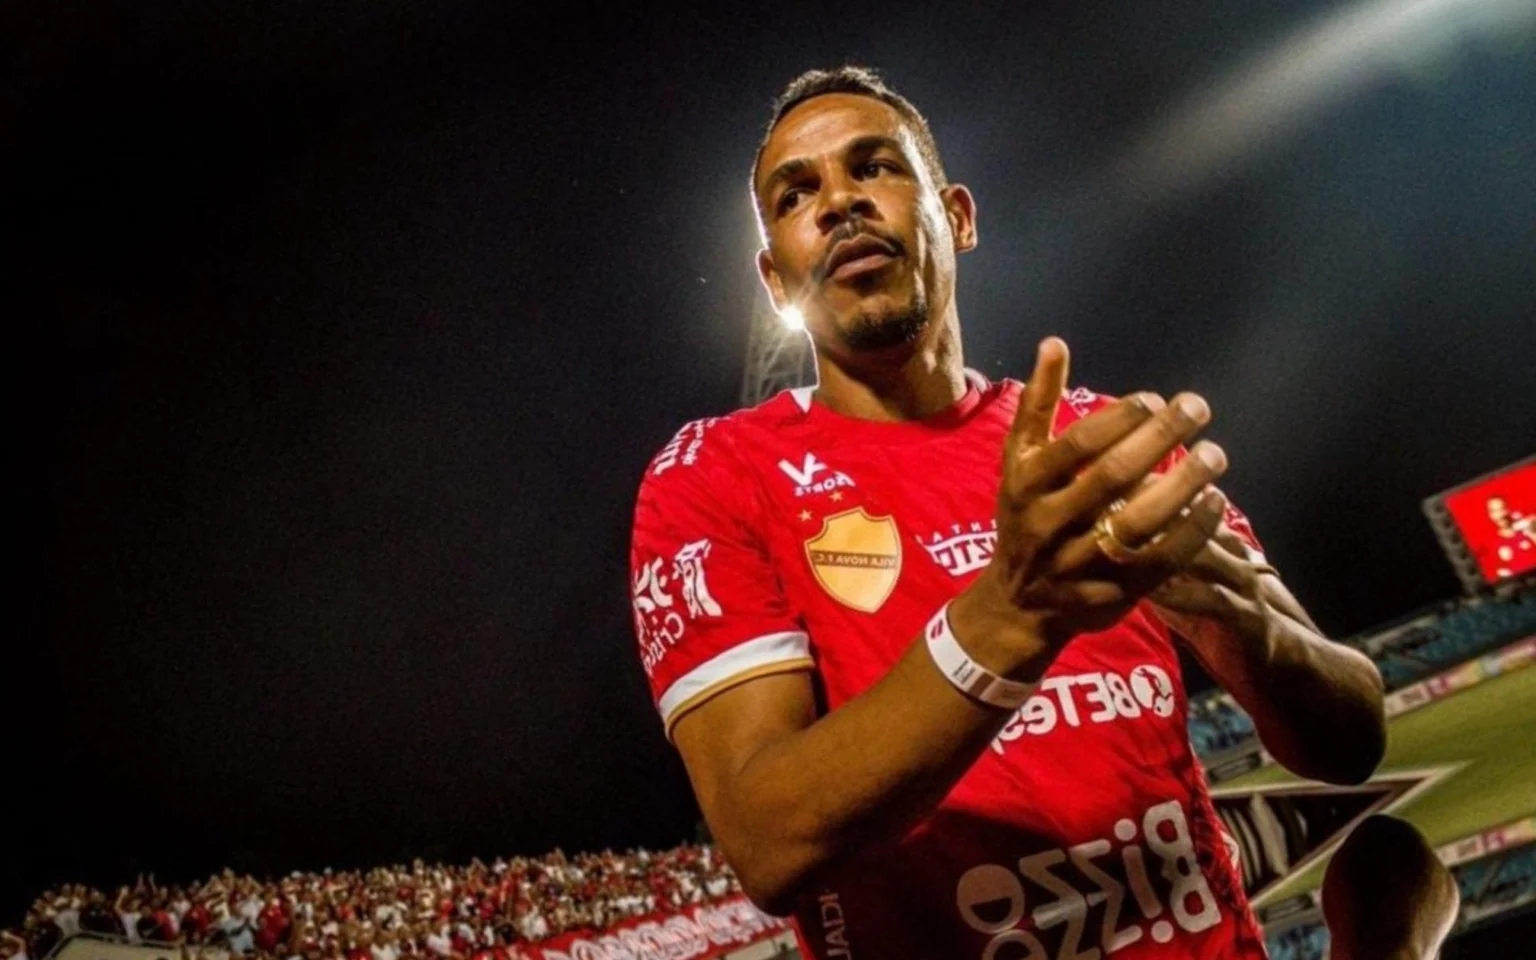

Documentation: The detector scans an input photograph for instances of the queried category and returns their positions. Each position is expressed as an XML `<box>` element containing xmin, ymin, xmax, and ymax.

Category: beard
<box><xmin>835</xmin><ymin>292</ymin><xmax>930</xmax><ymax>352</ymax></box>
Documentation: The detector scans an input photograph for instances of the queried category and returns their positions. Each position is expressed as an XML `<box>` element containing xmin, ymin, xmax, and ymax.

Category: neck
<box><xmin>810</xmin><ymin>308</ymin><xmax>967</xmax><ymax>422</ymax></box>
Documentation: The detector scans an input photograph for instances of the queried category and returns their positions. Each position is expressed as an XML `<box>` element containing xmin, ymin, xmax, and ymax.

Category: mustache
<box><xmin>811</xmin><ymin>220</ymin><xmax>905</xmax><ymax>284</ymax></box>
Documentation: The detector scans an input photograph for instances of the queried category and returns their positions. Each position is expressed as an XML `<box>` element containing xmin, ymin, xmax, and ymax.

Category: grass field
<box><xmin>1217</xmin><ymin>662</ymin><xmax>1536</xmax><ymax>904</ymax></box>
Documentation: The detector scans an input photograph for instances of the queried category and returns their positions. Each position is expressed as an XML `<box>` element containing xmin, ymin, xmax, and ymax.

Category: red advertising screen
<box><xmin>1441</xmin><ymin>459</ymin><xmax>1536</xmax><ymax>586</ymax></box>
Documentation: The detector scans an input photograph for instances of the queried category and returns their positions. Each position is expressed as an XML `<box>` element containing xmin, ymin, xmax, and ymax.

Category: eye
<box><xmin>776</xmin><ymin>188</ymin><xmax>807</xmax><ymax>215</ymax></box>
<box><xmin>858</xmin><ymin>160</ymin><xmax>894</xmax><ymax>178</ymax></box>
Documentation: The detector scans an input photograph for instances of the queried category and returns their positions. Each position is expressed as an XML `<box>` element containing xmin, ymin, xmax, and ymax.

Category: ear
<box><xmin>755</xmin><ymin>247</ymin><xmax>791</xmax><ymax>311</ymax></box>
<box><xmin>941</xmin><ymin>184</ymin><xmax>978</xmax><ymax>253</ymax></box>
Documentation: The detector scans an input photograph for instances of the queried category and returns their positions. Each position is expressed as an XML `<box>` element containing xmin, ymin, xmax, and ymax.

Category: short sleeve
<box><xmin>630</xmin><ymin>419</ymin><xmax>813</xmax><ymax>740</ymax></box>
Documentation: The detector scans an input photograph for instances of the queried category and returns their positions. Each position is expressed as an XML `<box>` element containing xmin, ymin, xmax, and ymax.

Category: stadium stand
<box><xmin>1368</xmin><ymin>591</ymin><xmax>1536</xmax><ymax>690</ymax></box>
<box><xmin>1186</xmin><ymin>689</ymin><xmax>1257</xmax><ymax>758</ymax></box>
<box><xmin>1265</xmin><ymin>921</ymin><xmax>1330</xmax><ymax>960</ymax></box>
<box><xmin>2</xmin><ymin>846</ymin><xmax>758</xmax><ymax>960</ymax></box>
<box><xmin>1459</xmin><ymin>842</ymin><xmax>1536</xmax><ymax>929</ymax></box>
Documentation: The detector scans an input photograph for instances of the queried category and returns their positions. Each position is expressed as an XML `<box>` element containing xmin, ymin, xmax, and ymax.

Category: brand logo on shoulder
<box><xmin>652</xmin><ymin>418</ymin><xmax>718</xmax><ymax>476</ymax></box>
<box><xmin>778</xmin><ymin>452</ymin><xmax>856</xmax><ymax>497</ymax></box>
<box><xmin>919</xmin><ymin>521</ymin><xmax>999</xmax><ymax>577</ymax></box>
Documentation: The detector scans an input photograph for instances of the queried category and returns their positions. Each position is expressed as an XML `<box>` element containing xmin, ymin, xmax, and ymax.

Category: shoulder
<box><xmin>638</xmin><ymin>390</ymin><xmax>806</xmax><ymax>491</ymax></box>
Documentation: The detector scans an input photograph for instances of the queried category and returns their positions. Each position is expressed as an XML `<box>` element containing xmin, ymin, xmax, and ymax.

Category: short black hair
<box><xmin>752</xmin><ymin>66</ymin><xmax>948</xmax><ymax>209</ymax></box>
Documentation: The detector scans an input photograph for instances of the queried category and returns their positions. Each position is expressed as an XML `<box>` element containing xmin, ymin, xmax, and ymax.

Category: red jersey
<box><xmin>152</xmin><ymin>910</ymin><xmax>178</xmax><ymax>942</ymax></box>
<box><xmin>255</xmin><ymin>903</ymin><xmax>288</xmax><ymax>952</ymax></box>
<box><xmin>259</xmin><ymin>903</ymin><xmax>288</xmax><ymax>933</ymax></box>
<box><xmin>630</xmin><ymin>375</ymin><xmax>1267</xmax><ymax>960</ymax></box>
<box><xmin>183</xmin><ymin>904</ymin><xmax>212</xmax><ymax>938</ymax></box>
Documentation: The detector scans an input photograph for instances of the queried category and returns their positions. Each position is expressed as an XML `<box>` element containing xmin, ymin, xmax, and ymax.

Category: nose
<box><xmin>815</xmin><ymin>173</ymin><xmax>876</xmax><ymax>234</ymax></box>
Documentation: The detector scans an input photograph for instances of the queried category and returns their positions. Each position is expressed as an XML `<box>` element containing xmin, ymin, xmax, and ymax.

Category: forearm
<box><xmin>1187</xmin><ymin>577</ymin><xmax>1385</xmax><ymax>784</ymax></box>
<box><xmin>706</xmin><ymin>611</ymin><xmax>1036</xmax><ymax>913</ymax></box>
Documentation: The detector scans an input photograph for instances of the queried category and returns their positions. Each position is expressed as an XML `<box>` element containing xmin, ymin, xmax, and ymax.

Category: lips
<box><xmin>825</xmin><ymin>235</ymin><xmax>899</xmax><ymax>281</ymax></box>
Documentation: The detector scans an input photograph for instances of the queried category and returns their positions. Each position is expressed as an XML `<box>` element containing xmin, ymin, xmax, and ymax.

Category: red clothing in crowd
<box><xmin>151</xmin><ymin>909</ymin><xmax>177</xmax><ymax>941</ymax></box>
<box><xmin>259</xmin><ymin>903</ymin><xmax>287</xmax><ymax>933</ymax></box>
<box><xmin>255</xmin><ymin>903</ymin><xmax>287</xmax><ymax>952</ymax></box>
<box><xmin>182</xmin><ymin>904</ymin><xmax>212</xmax><ymax>938</ymax></box>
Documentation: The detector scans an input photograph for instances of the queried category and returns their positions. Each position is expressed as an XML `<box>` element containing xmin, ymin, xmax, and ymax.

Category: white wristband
<box><xmin>925</xmin><ymin>603</ymin><xmax>1037</xmax><ymax>710</ymax></box>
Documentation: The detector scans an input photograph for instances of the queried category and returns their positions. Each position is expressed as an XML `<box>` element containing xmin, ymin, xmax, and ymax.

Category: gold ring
<box><xmin>1093</xmin><ymin>512</ymin><xmax>1141</xmax><ymax>564</ymax></box>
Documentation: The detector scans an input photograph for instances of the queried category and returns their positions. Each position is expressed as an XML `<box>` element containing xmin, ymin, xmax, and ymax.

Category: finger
<box><xmin>1004</xmin><ymin>392</ymin><xmax>1163</xmax><ymax>504</ymax></box>
<box><xmin>1008</xmin><ymin>337</ymin><xmax>1069</xmax><ymax>452</ymax></box>
<box><xmin>1178</xmin><ymin>533</ymin><xmax>1252</xmax><ymax>590</ymax></box>
<box><xmin>1048</xmin><ymin>391</ymin><xmax>1213</xmax><ymax>521</ymax></box>
<box><xmin>1049</xmin><ymin>460</ymin><xmax>1226</xmax><ymax>574</ymax></box>
<box><xmin>1051</xmin><ymin>484</ymin><xmax>1227</xmax><ymax>578</ymax></box>
<box><xmin>1133</xmin><ymin>486</ymin><xmax>1228</xmax><ymax>576</ymax></box>
<box><xmin>1212</xmin><ymin>521</ymin><xmax>1260</xmax><ymax>561</ymax></box>
<box><xmin>1105</xmin><ymin>440</ymin><xmax>1228</xmax><ymax>547</ymax></box>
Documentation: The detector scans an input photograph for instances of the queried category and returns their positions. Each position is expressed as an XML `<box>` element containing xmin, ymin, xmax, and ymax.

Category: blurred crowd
<box><xmin>3</xmin><ymin>846</ymin><xmax>739</xmax><ymax>960</ymax></box>
<box><xmin>1187</xmin><ymin>689</ymin><xmax>1258</xmax><ymax>758</ymax></box>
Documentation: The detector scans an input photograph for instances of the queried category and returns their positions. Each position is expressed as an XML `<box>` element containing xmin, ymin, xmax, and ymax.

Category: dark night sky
<box><xmin>6</xmin><ymin>0</ymin><xmax>1534</xmax><ymax>921</ymax></box>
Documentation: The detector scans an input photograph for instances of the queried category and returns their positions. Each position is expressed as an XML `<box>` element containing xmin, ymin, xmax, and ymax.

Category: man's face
<box><xmin>755</xmin><ymin>93</ymin><xmax>975</xmax><ymax>358</ymax></box>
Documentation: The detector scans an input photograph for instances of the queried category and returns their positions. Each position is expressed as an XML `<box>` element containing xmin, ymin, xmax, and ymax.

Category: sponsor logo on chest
<box><xmin>990</xmin><ymin>664</ymin><xmax>1177</xmax><ymax>754</ymax></box>
<box><xmin>919</xmin><ymin>520</ymin><xmax>999</xmax><ymax>577</ymax></box>
<box><xmin>954</xmin><ymin>797</ymin><xmax>1224</xmax><ymax>959</ymax></box>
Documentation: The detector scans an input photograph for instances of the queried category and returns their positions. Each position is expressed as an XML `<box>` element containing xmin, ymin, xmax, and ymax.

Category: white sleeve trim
<box><xmin>658</xmin><ymin>630</ymin><xmax>813</xmax><ymax>729</ymax></box>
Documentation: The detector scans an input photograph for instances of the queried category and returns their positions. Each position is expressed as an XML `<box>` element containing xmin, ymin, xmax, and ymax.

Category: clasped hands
<box><xmin>949</xmin><ymin>338</ymin><xmax>1274</xmax><ymax>680</ymax></box>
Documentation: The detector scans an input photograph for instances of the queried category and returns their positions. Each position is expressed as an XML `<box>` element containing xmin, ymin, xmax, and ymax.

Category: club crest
<box><xmin>804</xmin><ymin>508</ymin><xmax>902</xmax><ymax>613</ymax></box>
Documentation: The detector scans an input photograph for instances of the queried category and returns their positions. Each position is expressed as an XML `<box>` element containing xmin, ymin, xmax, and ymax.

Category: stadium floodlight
<box><xmin>741</xmin><ymin>296</ymin><xmax>815</xmax><ymax>406</ymax></box>
<box><xmin>1121</xmin><ymin>0</ymin><xmax>1536</xmax><ymax>202</ymax></box>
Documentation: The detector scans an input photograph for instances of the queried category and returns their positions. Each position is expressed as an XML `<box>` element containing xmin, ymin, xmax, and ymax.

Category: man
<box><xmin>213</xmin><ymin>896</ymin><xmax>255</xmax><ymax>956</ymax></box>
<box><xmin>256</xmin><ymin>897</ymin><xmax>290</xmax><ymax>955</ymax></box>
<box><xmin>51</xmin><ymin>894</ymin><xmax>82</xmax><ymax>939</ymax></box>
<box><xmin>630</xmin><ymin>66</ymin><xmax>1388</xmax><ymax>958</ymax></box>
